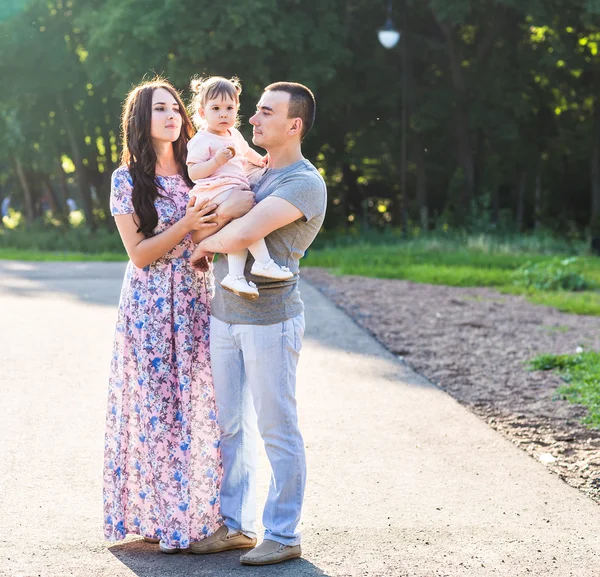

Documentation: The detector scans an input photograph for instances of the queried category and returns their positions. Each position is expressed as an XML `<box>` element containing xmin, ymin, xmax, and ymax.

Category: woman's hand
<box><xmin>217</xmin><ymin>187</ymin><xmax>256</xmax><ymax>220</ymax></box>
<box><xmin>182</xmin><ymin>197</ymin><xmax>219</xmax><ymax>233</ymax></box>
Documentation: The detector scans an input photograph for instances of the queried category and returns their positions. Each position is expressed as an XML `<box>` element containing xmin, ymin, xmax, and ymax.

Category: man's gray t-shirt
<box><xmin>211</xmin><ymin>159</ymin><xmax>327</xmax><ymax>325</ymax></box>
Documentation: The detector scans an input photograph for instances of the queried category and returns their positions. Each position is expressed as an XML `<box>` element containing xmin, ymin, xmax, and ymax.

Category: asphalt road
<box><xmin>1</xmin><ymin>261</ymin><xmax>599</xmax><ymax>577</ymax></box>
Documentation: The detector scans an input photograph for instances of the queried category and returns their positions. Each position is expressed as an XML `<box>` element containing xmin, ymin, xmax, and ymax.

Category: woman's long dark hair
<box><xmin>120</xmin><ymin>78</ymin><xmax>195</xmax><ymax>237</ymax></box>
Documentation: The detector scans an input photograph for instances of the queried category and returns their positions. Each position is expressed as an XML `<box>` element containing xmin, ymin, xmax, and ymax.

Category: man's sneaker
<box><xmin>189</xmin><ymin>525</ymin><xmax>257</xmax><ymax>555</ymax></box>
<box><xmin>220</xmin><ymin>274</ymin><xmax>259</xmax><ymax>300</ymax></box>
<box><xmin>239</xmin><ymin>539</ymin><xmax>301</xmax><ymax>566</ymax></box>
<box><xmin>250</xmin><ymin>259</ymin><xmax>294</xmax><ymax>280</ymax></box>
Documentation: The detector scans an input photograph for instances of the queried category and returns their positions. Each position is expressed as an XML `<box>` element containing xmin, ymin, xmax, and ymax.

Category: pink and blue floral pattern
<box><xmin>103</xmin><ymin>167</ymin><xmax>222</xmax><ymax>548</ymax></box>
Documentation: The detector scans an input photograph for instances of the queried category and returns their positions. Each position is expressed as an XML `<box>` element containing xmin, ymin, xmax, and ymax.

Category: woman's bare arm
<box><xmin>115</xmin><ymin>198</ymin><xmax>218</xmax><ymax>269</ymax></box>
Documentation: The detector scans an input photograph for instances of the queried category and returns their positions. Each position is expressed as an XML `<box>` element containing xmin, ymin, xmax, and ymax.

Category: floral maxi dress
<box><xmin>103</xmin><ymin>167</ymin><xmax>222</xmax><ymax>548</ymax></box>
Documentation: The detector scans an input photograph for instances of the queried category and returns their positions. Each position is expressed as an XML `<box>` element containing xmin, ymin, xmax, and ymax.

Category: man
<box><xmin>189</xmin><ymin>82</ymin><xmax>326</xmax><ymax>566</ymax></box>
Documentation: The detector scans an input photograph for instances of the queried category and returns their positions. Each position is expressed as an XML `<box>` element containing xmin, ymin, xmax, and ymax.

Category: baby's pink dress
<box><xmin>187</xmin><ymin>127</ymin><xmax>251</xmax><ymax>204</ymax></box>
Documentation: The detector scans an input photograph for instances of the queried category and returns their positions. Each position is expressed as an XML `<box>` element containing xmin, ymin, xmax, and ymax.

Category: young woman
<box><xmin>103</xmin><ymin>78</ymin><xmax>254</xmax><ymax>553</ymax></box>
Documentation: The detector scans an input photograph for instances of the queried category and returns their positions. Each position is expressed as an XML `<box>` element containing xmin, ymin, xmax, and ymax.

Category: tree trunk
<box><xmin>342</xmin><ymin>161</ymin><xmax>362</xmax><ymax>228</ymax></box>
<box><xmin>403</xmin><ymin>11</ymin><xmax>429</xmax><ymax>232</ymax></box>
<box><xmin>393</xmin><ymin>2</ymin><xmax>410</xmax><ymax>234</ymax></box>
<box><xmin>434</xmin><ymin>20</ymin><xmax>475</xmax><ymax>214</ymax></box>
<box><xmin>43</xmin><ymin>175</ymin><xmax>67</xmax><ymax>219</ymax></box>
<box><xmin>100</xmin><ymin>125</ymin><xmax>116</xmax><ymax>230</ymax></box>
<box><xmin>454</xmin><ymin>106</ymin><xmax>476</xmax><ymax>211</ymax></box>
<box><xmin>534</xmin><ymin>158</ymin><xmax>542</xmax><ymax>231</ymax></box>
<box><xmin>13</xmin><ymin>155</ymin><xmax>35</xmax><ymax>224</ymax></box>
<box><xmin>590</xmin><ymin>102</ymin><xmax>600</xmax><ymax>253</ymax></box>
<box><xmin>57</xmin><ymin>92</ymin><xmax>96</xmax><ymax>231</ymax></box>
<box><xmin>101</xmin><ymin>125</ymin><xmax>118</xmax><ymax>175</ymax></box>
<box><xmin>590</xmin><ymin>101</ymin><xmax>600</xmax><ymax>224</ymax></box>
<box><xmin>431</xmin><ymin>12</ymin><xmax>502</xmax><ymax>222</ymax></box>
<box><xmin>474</xmin><ymin>128</ymin><xmax>486</xmax><ymax>210</ymax></box>
<box><xmin>516</xmin><ymin>168</ymin><xmax>526</xmax><ymax>232</ymax></box>
<box><xmin>414</xmin><ymin>131</ymin><xmax>428</xmax><ymax>230</ymax></box>
<box><xmin>55</xmin><ymin>158</ymin><xmax>71</xmax><ymax>207</ymax></box>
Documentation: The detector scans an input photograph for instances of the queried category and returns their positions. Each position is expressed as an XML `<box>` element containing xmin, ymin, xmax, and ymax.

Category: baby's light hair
<box><xmin>190</xmin><ymin>76</ymin><xmax>242</xmax><ymax>128</ymax></box>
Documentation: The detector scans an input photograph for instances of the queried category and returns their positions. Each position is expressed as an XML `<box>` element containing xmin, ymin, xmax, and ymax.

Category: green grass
<box><xmin>0</xmin><ymin>248</ymin><xmax>127</xmax><ymax>261</ymax></box>
<box><xmin>540</xmin><ymin>325</ymin><xmax>570</xmax><ymax>333</ymax></box>
<box><xmin>515</xmin><ymin>289</ymin><xmax>600</xmax><ymax>316</ymax></box>
<box><xmin>312</xmin><ymin>229</ymin><xmax>587</xmax><ymax>255</ymax></box>
<box><xmin>530</xmin><ymin>352</ymin><xmax>600</xmax><ymax>428</ymax></box>
<box><xmin>2</xmin><ymin>225</ymin><xmax>599</xmax><ymax>315</ymax></box>
<box><xmin>304</xmin><ymin>239</ymin><xmax>600</xmax><ymax>316</ymax></box>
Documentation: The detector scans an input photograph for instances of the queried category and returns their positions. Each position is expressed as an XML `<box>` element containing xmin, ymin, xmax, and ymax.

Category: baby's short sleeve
<box><xmin>187</xmin><ymin>132</ymin><xmax>213</xmax><ymax>165</ymax></box>
<box><xmin>110</xmin><ymin>167</ymin><xmax>134</xmax><ymax>216</ymax></box>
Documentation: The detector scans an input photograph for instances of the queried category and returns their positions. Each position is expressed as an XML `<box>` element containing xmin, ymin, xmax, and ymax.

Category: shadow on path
<box><xmin>0</xmin><ymin>260</ymin><xmax>126</xmax><ymax>306</ymax></box>
<box><xmin>0</xmin><ymin>260</ymin><xmax>433</xmax><ymax>379</ymax></box>
<box><xmin>109</xmin><ymin>540</ymin><xmax>331</xmax><ymax>577</ymax></box>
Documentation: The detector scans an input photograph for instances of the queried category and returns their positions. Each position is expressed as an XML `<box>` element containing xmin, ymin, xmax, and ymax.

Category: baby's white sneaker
<box><xmin>221</xmin><ymin>274</ymin><xmax>259</xmax><ymax>300</ymax></box>
<box><xmin>250</xmin><ymin>258</ymin><xmax>294</xmax><ymax>280</ymax></box>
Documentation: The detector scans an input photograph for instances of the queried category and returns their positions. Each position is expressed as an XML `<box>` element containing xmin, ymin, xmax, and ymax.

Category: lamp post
<box><xmin>379</xmin><ymin>0</ymin><xmax>408</xmax><ymax>235</ymax></box>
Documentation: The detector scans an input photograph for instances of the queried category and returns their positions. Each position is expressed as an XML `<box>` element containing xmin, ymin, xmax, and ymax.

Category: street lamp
<box><xmin>378</xmin><ymin>0</ymin><xmax>408</xmax><ymax>234</ymax></box>
<box><xmin>378</xmin><ymin>1</ymin><xmax>400</xmax><ymax>49</ymax></box>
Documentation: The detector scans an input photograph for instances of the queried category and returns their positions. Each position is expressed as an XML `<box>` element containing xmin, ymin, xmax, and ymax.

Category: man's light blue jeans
<box><xmin>209</xmin><ymin>313</ymin><xmax>306</xmax><ymax>546</ymax></box>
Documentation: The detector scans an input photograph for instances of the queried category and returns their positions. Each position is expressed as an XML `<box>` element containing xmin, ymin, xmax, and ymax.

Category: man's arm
<box><xmin>198</xmin><ymin>196</ymin><xmax>303</xmax><ymax>254</ymax></box>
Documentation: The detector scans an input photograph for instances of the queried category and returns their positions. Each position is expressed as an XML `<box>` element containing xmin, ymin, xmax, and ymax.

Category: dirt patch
<box><xmin>303</xmin><ymin>268</ymin><xmax>600</xmax><ymax>503</ymax></box>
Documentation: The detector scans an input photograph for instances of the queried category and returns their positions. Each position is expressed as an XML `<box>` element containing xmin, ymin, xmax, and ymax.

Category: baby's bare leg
<box><xmin>216</xmin><ymin>187</ymin><xmax>257</xmax><ymax>276</ymax></box>
<box><xmin>216</xmin><ymin>185</ymin><xmax>254</xmax><ymax>220</ymax></box>
<box><xmin>189</xmin><ymin>188</ymin><xmax>238</xmax><ymax>271</ymax></box>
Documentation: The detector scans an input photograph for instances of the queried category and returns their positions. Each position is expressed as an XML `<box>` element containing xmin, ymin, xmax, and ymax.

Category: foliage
<box><xmin>530</xmin><ymin>351</ymin><xmax>600</xmax><ymax>428</ymax></box>
<box><xmin>1</xmin><ymin>0</ymin><xmax>600</xmax><ymax>237</ymax></box>
<box><xmin>512</xmin><ymin>258</ymin><xmax>597</xmax><ymax>291</ymax></box>
<box><xmin>2</xmin><ymin>208</ymin><xmax>22</xmax><ymax>229</ymax></box>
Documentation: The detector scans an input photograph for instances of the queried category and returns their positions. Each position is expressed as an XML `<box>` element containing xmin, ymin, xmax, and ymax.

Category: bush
<box><xmin>513</xmin><ymin>258</ymin><xmax>596</xmax><ymax>292</ymax></box>
<box><xmin>529</xmin><ymin>353</ymin><xmax>583</xmax><ymax>371</ymax></box>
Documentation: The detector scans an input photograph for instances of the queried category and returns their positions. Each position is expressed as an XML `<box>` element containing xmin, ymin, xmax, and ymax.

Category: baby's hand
<box><xmin>192</xmin><ymin>255</ymin><xmax>210</xmax><ymax>272</ymax></box>
<box><xmin>216</xmin><ymin>146</ymin><xmax>235</xmax><ymax>166</ymax></box>
<box><xmin>191</xmin><ymin>245</ymin><xmax>214</xmax><ymax>272</ymax></box>
<box><xmin>259</xmin><ymin>154</ymin><xmax>268</xmax><ymax>167</ymax></box>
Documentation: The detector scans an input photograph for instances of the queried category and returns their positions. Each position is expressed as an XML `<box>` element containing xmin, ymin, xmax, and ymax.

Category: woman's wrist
<box><xmin>178</xmin><ymin>215</ymin><xmax>193</xmax><ymax>235</ymax></box>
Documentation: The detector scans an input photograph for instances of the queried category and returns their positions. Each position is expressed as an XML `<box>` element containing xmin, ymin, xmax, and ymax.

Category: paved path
<box><xmin>0</xmin><ymin>261</ymin><xmax>599</xmax><ymax>577</ymax></box>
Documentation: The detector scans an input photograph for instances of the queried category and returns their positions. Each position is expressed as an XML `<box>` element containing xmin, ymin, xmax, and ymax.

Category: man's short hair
<box><xmin>264</xmin><ymin>82</ymin><xmax>316</xmax><ymax>139</ymax></box>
